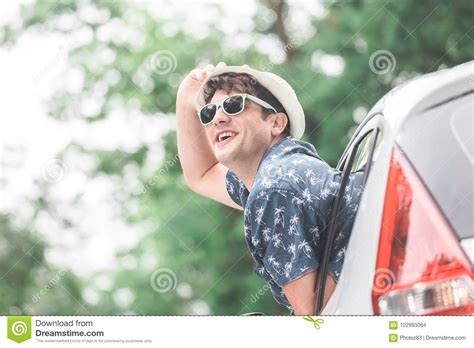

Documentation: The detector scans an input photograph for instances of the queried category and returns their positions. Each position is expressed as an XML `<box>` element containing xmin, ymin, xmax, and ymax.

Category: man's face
<box><xmin>204</xmin><ymin>89</ymin><xmax>274</xmax><ymax>167</ymax></box>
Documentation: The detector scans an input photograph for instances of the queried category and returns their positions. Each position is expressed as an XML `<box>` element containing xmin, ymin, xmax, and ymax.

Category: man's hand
<box><xmin>176</xmin><ymin>62</ymin><xmax>243</xmax><ymax>210</ymax></box>
<box><xmin>176</xmin><ymin>63</ymin><xmax>222</xmax><ymax>109</ymax></box>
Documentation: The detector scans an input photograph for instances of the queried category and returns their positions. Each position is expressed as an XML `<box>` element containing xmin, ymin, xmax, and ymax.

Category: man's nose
<box><xmin>212</xmin><ymin>107</ymin><xmax>231</xmax><ymax>126</ymax></box>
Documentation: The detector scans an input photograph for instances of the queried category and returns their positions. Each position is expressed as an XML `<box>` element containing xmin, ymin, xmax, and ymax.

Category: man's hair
<box><xmin>202</xmin><ymin>72</ymin><xmax>291</xmax><ymax>136</ymax></box>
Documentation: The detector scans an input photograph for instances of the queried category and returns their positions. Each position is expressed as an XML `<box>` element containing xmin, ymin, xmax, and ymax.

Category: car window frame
<box><xmin>314</xmin><ymin>113</ymin><xmax>384</xmax><ymax>314</ymax></box>
<box><xmin>337</xmin><ymin>113</ymin><xmax>384</xmax><ymax>168</ymax></box>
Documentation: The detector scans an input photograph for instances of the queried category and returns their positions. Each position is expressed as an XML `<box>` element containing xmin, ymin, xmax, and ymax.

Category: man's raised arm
<box><xmin>176</xmin><ymin>64</ymin><xmax>242</xmax><ymax>210</ymax></box>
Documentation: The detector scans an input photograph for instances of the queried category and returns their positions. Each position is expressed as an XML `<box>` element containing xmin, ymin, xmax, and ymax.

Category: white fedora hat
<box><xmin>195</xmin><ymin>65</ymin><xmax>305</xmax><ymax>139</ymax></box>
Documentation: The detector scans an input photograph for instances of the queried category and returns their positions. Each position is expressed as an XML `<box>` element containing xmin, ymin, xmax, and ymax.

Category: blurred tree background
<box><xmin>0</xmin><ymin>0</ymin><xmax>472</xmax><ymax>315</ymax></box>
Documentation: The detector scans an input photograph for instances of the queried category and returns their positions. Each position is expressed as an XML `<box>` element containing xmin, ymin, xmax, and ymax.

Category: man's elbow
<box><xmin>182</xmin><ymin>171</ymin><xmax>200</xmax><ymax>193</ymax></box>
<box><xmin>183</xmin><ymin>172</ymin><xmax>211</xmax><ymax>199</ymax></box>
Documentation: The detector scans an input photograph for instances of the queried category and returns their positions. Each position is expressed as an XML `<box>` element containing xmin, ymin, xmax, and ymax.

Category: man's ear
<box><xmin>270</xmin><ymin>113</ymin><xmax>288</xmax><ymax>136</ymax></box>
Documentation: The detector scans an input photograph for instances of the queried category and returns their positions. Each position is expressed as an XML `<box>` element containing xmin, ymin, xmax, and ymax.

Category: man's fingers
<box><xmin>203</xmin><ymin>64</ymin><xmax>215</xmax><ymax>76</ymax></box>
<box><xmin>216</xmin><ymin>61</ymin><xmax>226</xmax><ymax>69</ymax></box>
<box><xmin>191</xmin><ymin>62</ymin><xmax>227</xmax><ymax>82</ymax></box>
<box><xmin>191</xmin><ymin>68</ymin><xmax>203</xmax><ymax>81</ymax></box>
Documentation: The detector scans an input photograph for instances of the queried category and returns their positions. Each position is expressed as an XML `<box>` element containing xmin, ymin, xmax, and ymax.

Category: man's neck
<box><xmin>228</xmin><ymin>156</ymin><xmax>261</xmax><ymax>191</ymax></box>
<box><xmin>228</xmin><ymin>136</ymin><xmax>285</xmax><ymax>191</ymax></box>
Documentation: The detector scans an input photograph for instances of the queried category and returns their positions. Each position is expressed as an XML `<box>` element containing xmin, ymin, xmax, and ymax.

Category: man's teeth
<box><xmin>218</xmin><ymin>132</ymin><xmax>237</xmax><ymax>142</ymax></box>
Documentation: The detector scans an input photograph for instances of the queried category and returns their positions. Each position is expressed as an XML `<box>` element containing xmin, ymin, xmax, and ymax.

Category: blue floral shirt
<box><xmin>225</xmin><ymin>136</ymin><xmax>364</xmax><ymax>310</ymax></box>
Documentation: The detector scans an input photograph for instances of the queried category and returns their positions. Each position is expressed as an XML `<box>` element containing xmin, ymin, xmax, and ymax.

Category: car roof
<box><xmin>369</xmin><ymin>60</ymin><xmax>473</xmax><ymax>131</ymax></box>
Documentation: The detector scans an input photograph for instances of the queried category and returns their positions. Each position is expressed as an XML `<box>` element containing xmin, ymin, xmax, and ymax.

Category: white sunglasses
<box><xmin>198</xmin><ymin>93</ymin><xmax>277</xmax><ymax>126</ymax></box>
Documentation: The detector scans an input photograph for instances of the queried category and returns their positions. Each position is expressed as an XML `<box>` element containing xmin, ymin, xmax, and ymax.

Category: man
<box><xmin>176</xmin><ymin>62</ymin><xmax>363</xmax><ymax>315</ymax></box>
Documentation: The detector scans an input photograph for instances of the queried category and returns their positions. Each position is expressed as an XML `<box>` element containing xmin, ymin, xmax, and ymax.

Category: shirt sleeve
<box><xmin>225</xmin><ymin>169</ymin><xmax>245</xmax><ymax>207</ymax></box>
<box><xmin>248</xmin><ymin>188</ymin><xmax>323</xmax><ymax>287</ymax></box>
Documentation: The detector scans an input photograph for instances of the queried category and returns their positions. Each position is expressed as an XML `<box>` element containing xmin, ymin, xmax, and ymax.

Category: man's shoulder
<box><xmin>255</xmin><ymin>153</ymin><xmax>333</xmax><ymax>190</ymax></box>
<box><xmin>247</xmin><ymin>176</ymin><xmax>307</xmax><ymax>209</ymax></box>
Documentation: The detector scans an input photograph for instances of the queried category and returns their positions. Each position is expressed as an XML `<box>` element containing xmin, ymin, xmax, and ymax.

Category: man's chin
<box><xmin>214</xmin><ymin>144</ymin><xmax>237</xmax><ymax>166</ymax></box>
<box><xmin>214</xmin><ymin>151</ymin><xmax>233</xmax><ymax>165</ymax></box>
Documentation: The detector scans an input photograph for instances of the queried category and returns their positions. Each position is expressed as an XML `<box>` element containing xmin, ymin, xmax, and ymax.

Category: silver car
<box><xmin>320</xmin><ymin>61</ymin><xmax>474</xmax><ymax>315</ymax></box>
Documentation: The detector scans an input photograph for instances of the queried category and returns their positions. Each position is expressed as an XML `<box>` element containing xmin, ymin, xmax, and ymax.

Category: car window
<box><xmin>396</xmin><ymin>92</ymin><xmax>473</xmax><ymax>239</ymax></box>
<box><xmin>351</xmin><ymin>131</ymin><xmax>375</xmax><ymax>172</ymax></box>
<box><xmin>337</xmin><ymin>113</ymin><xmax>383</xmax><ymax>171</ymax></box>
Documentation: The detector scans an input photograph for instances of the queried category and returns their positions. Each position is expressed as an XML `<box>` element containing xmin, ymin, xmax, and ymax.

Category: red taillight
<box><xmin>372</xmin><ymin>146</ymin><xmax>474</xmax><ymax>315</ymax></box>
